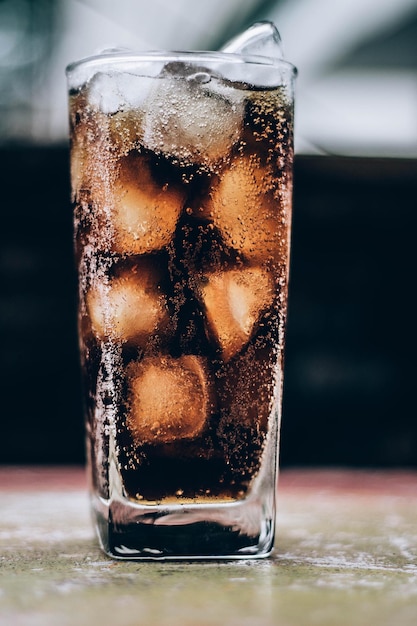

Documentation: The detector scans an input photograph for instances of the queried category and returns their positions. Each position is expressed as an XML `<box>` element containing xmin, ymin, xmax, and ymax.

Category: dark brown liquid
<box><xmin>70</xmin><ymin>72</ymin><xmax>293</xmax><ymax>503</ymax></box>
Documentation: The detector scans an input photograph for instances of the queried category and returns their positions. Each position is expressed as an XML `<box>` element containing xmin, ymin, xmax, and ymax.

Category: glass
<box><xmin>66</xmin><ymin>29</ymin><xmax>296</xmax><ymax>559</ymax></box>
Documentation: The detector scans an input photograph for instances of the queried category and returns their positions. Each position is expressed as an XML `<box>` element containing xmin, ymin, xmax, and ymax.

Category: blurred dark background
<box><xmin>1</xmin><ymin>0</ymin><xmax>416</xmax><ymax>467</ymax></box>
<box><xmin>1</xmin><ymin>149</ymin><xmax>416</xmax><ymax>467</ymax></box>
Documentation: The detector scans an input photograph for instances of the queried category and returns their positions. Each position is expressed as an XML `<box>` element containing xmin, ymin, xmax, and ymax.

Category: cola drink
<box><xmin>68</xmin><ymin>41</ymin><xmax>295</xmax><ymax>558</ymax></box>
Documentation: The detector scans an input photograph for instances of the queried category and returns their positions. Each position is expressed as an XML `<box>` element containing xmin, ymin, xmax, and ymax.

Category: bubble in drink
<box><xmin>69</xmin><ymin>95</ymin><xmax>109</xmax><ymax>203</ymax></box>
<box><xmin>126</xmin><ymin>355</ymin><xmax>211</xmax><ymax>445</ymax></box>
<box><xmin>217</xmin><ymin>339</ymin><xmax>276</xmax><ymax>432</ymax></box>
<box><xmin>199</xmin><ymin>266</ymin><xmax>275</xmax><ymax>361</ymax></box>
<box><xmin>215</xmin><ymin>339</ymin><xmax>277</xmax><ymax>484</ymax></box>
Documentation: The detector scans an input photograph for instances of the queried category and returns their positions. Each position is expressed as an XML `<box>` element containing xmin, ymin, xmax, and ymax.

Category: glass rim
<box><xmin>65</xmin><ymin>49</ymin><xmax>297</xmax><ymax>77</ymax></box>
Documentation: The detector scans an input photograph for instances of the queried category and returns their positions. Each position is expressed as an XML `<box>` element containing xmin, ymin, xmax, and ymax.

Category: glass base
<box><xmin>93</xmin><ymin>496</ymin><xmax>275</xmax><ymax>560</ymax></box>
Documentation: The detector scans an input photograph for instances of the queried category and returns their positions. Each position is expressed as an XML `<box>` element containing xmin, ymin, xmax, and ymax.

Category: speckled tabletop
<box><xmin>1</xmin><ymin>468</ymin><xmax>416</xmax><ymax>626</ymax></box>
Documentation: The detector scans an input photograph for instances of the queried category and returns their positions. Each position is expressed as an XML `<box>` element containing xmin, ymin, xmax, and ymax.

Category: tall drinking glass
<box><xmin>67</xmin><ymin>30</ymin><xmax>296</xmax><ymax>559</ymax></box>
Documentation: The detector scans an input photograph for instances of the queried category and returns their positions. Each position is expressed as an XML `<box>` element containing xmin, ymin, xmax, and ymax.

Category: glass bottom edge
<box><xmin>94</xmin><ymin>508</ymin><xmax>275</xmax><ymax>561</ymax></box>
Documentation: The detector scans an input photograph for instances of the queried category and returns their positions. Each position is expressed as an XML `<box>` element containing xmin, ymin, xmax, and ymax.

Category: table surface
<box><xmin>1</xmin><ymin>467</ymin><xmax>416</xmax><ymax>626</ymax></box>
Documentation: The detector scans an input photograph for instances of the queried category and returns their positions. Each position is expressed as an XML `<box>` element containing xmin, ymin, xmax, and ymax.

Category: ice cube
<box><xmin>141</xmin><ymin>68</ymin><xmax>245</xmax><ymax>167</ymax></box>
<box><xmin>86</xmin><ymin>261</ymin><xmax>169</xmax><ymax>345</ymax></box>
<box><xmin>126</xmin><ymin>355</ymin><xmax>210</xmax><ymax>444</ymax></box>
<box><xmin>87</xmin><ymin>71</ymin><xmax>155</xmax><ymax>115</ymax></box>
<box><xmin>86</xmin><ymin>71</ymin><xmax>158</xmax><ymax>157</ymax></box>
<box><xmin>107</xmin><ymin>109</ymin><xmax>145</xmax><ymax>157</ymax></box>
<box><xmin>200</xmin><ymin>266</ymin><xmax>275</xmax><ymax>361</ymax></box>
<box><xmin>110</xmin><ymin>154</ymin><xmax>186</xmax><ymax>254</ymax></box>
<box><xmin>199</xmin><ymin>154</ymin><xmax>285</xmax><ymax>263</ymax></box>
